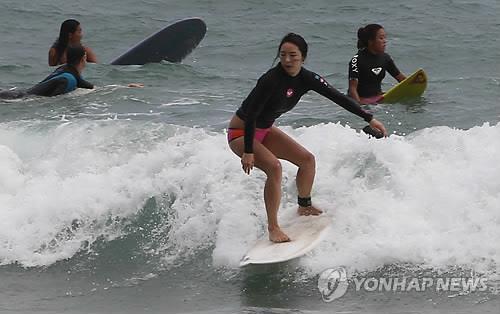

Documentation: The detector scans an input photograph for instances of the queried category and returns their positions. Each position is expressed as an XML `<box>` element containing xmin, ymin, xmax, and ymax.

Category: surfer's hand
<box><xmin>369</xmin><ymin>118</ymin><xmax>388</xmax><ymax>137</ymax></box>
<box><xmin>127</xmin><ymin>83</ymin><xmax>144</xmax><ymax>88</ymax></box>
<box><xmin>241</xmin><ymin>153</ymin><xmax>254</xmax><ymax>175</ymax></box>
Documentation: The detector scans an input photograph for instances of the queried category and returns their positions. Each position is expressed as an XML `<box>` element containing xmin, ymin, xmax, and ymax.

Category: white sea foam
<box><xmin>160</xmin><ymin>97</ymin><xmax>206</xmax><ymax>107</ymax></box>
<box><xmin>0</xmin><ymin>120</ymin><xmax>499</xmax><ymax>277</ymax></box>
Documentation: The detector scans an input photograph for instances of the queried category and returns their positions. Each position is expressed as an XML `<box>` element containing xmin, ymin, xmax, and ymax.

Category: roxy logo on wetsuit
<box><xmin>286</xmin><ymin>88</ymin><xmax>294</xmax><ymax>98</ymax></box>
<box><xmin>371</xmin><ymin>67</ymin><xmax>382</xmax><ymax>75</ymax></box>
<box><xmin>350</xmin><ymin>55</ymin><xmax>359</xmax><ymax>73</ymax></box>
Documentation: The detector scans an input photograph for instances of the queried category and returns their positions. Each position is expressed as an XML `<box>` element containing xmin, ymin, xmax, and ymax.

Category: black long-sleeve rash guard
<box><xmin>348</xmin><ymin>49</ymin><xmax>401</xmax><ymax>98</ymax></box>
<box><xmin>235</xmin><ymin>63</ymin><xmax>374</xmax><ymax>153</ymax></box>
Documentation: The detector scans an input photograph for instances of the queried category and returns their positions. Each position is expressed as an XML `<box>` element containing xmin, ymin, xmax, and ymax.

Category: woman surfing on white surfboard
<box><xmin>227</xmin><ymin>33</ymin><xmax>387</xmax><ymax>243</ymax></box>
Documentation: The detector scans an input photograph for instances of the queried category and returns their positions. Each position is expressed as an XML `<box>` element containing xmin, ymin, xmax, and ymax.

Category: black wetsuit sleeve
<box><xmin>71</xmin><ymin>67</ymin><xmax>94</xmax><ymax>89</ymax></box>
<box><xmin>77</xmin><ymin>78</ymin><xmax>94</xmax><ymax>89</ymax></box>
<box><xmin>307</xmin><ymin>71</ymin><xmax>373</xmax><ymax>122</ymax></box>
<box><xmin>242</xmin><ymin>76</ymin><xmax>274</xmax><ymax>153</ymax></box>
<box><xmin>385</xmin><ymin>54</ymin><xmax>401</xmax><ymax>78</ymax></box>
<box><xmin>348</xmin><ymin>54</ymin><xmax>359</xmax><ymax>80</ymax></box>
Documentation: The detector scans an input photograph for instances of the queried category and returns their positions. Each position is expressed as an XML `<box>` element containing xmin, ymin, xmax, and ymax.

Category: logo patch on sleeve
<box><xmin>315</xmin><ymin>74</ymin><xmax>329</xmax><ymax>87</ymax></box>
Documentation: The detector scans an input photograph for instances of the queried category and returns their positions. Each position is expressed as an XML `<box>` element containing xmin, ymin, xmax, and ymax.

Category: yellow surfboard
<box><xmin>381</xmin><ymin>68</ymin><xmax>427</xmax><ymax>103</ymax></box>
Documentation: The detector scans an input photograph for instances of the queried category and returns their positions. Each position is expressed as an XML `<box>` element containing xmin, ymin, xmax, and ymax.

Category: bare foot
<box><xmin>268</xmin><ymin>226</ymin><xmax>291</xmax><ymax>243</ymax></box>
<box><xmin>298</xmin><ymin>205</ymin><xmax>323</xmax><ymax>216</ymax></box>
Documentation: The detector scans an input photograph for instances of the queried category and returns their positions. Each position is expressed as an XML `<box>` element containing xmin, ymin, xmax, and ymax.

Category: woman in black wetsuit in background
<box><xmin>348</xmin><ymin>24</ymin><xmax>406</xmax><ymax>104</ymax></box>
<box><xmin>227</xmin><ymin>33</ymin><xmax>387</xmax><ymax>243</ymax></box>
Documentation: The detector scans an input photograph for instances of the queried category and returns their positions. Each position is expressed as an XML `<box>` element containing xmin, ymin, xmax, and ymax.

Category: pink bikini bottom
<box><xmin>227</xmin><ymin>127</ymin><xmax>271</xmax><ymax>144</ymax></box>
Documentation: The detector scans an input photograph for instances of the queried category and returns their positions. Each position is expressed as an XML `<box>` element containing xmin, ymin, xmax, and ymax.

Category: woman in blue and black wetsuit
<box><xmin>348</xmin><ymin>24</ymin><xmax>406</xmax><ymax>104</ymax></box>
<box><xmin>33</xmin><ymin>45</ymin><xmax>93</xmax><ymax>96</ymax></box>
<box><xmin>228</xmin><ymin>33</ymin><xmax>387</xmax><ymax>243</ymax></box>
<box><xmin>0</xmin><ymin>45</ymin><xmax>93</xmax><ymax>99</ymax></box>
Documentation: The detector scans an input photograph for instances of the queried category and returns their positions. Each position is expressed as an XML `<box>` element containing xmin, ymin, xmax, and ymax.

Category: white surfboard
<box><xmin>239</xmin><ymin>215</ymin><xmax>332</xmax><ymax>267</ymax></box>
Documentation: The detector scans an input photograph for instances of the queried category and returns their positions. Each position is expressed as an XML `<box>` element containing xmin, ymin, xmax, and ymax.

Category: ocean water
<box><xmin>1</xmin><ymin>0</ymin><xmax>499</xmax><ymax>313</ymax></box>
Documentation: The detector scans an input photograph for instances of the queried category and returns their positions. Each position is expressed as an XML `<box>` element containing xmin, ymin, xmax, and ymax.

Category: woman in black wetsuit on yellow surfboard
<box><xmin>348</xmin><ymin>24</ymin><xmax>406</xmax><ymax>105</ymax></box>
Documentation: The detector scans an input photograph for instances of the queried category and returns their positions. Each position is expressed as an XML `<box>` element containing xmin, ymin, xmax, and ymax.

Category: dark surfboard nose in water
<box><xmin>110</xmin><ymin>18</ymin><xmax>207</xmax><ymax>65</ymax></box>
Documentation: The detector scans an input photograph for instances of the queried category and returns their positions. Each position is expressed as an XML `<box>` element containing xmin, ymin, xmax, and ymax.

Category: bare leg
<box><xmin>261</xmin><ymin>158</ymin><xmax>289</xmax><ymax>242</ymax></box>
<box><xmin>263</xmin><ymin>127</ymin><xmax>323</xmax><ymax>215</ymax></box>
<box><xmin>229</xmin><ymin>137</ymin><xmax>290</xmax><ymax>242</ymax></box>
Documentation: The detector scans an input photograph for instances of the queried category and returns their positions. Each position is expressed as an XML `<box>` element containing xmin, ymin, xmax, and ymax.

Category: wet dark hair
<box><xmin>66</xmin><ymin>45</ymin><xmax>86</xmax><ymax>66</ymax></box>
<box><xmin>272</xmin><ymin>32</ymin><xmax>308</xmax><ymax>65</ymax></box>
<box><xmin>357</xmin><ymin>24</ymin><xmax>383</xmax><ymax>49</ymax></box>
<box><xmin>53</xmin><ymin>19</ymin><xmax>80</xmax><ymax>64</ymax></box>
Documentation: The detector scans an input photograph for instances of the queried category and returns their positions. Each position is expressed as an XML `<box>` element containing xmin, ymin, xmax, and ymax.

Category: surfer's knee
<box><xmin>264</xmin><ymin>159</ymin><xmax>282</xmax><ymax>178</ymax></box>
<box><xmin>300</xmin><ymin>151</ymin><xmax>315</xmax><ymax>169</ymax></box>
<box><xmin>269</xmin><ymin>159</ymin><xmax>282</xmax><ymax>175</ymax></box>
